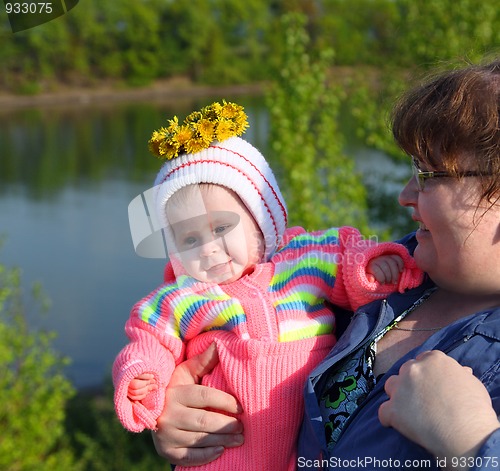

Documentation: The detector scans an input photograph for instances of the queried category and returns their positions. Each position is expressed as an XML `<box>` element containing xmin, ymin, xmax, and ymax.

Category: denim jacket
<box><xmin>298</xmin><ymin>234</ymin><xmax>500</xmax><ymax>471</ymax></box>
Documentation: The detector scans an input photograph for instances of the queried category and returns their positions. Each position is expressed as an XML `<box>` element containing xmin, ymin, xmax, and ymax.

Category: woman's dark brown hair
<box><xmin>392</xmin><ymin>59</ymin><xmax>500</xmax><ymax>203</ymax></box>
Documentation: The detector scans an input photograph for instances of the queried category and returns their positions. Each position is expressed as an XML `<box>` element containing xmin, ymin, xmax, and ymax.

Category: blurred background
<box><xmin>1</xmin><ymin>1</ymin><xmax>499</xmax><ymax>469</ymax></box>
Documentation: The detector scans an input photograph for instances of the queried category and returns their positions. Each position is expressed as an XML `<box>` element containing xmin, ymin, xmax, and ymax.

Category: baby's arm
<box><xmin>330</xmin><ymin>226</ymin><xmax>424</xmax><ymax>310</ymax></box>
<box><xmin>366</xmin><ymin>254</ymin><xmax>404</xmax><ymax>285</ymax></box>
<box><xmin>113</xmin><ymin>315</ymin><xmax>183</xmax><ymax>432</ymax></box>
<box><xmin>128</xmin><ymin>373</ymin><xmax>158</xmax><ymax>401</ymax></box>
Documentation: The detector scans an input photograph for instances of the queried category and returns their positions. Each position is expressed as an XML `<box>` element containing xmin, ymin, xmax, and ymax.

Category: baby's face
<box><xmin>166</xmin><ymin>185</ymin><xmax>265</xmax><ymax>284</ymax></box>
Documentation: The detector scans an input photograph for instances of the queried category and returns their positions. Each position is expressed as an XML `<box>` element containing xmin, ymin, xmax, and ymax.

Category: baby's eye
<box><xmin>214</xmin><ymin>224</ymin><xmax>231</xmax><ymax>236</ymax></box>
<box><xmin>182</xmin><ymin>236</ymin><xmax>198</xmax><ymax>247</ymax></box>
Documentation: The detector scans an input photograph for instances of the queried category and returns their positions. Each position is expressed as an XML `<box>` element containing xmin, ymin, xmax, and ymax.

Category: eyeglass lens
<box><xmin>411</xmin><ymin>160</ymin><xmax>425</xmax><ymax>190</ymax></box>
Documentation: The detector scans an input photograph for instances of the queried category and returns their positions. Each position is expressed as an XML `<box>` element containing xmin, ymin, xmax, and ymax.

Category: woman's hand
<box><xmin>152</xmin><ymin>343</ymin><xmax>244</xmax><ymax>467</ymax></box>
<box><xmin>379</xmin><ymin>351</ymin><xmax>499</xmax><ymax>469</ymax></box>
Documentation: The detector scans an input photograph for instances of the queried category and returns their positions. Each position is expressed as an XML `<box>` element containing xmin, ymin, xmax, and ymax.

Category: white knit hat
<box><xmin>153</xmin><ymin>136</ymin><xmax>288</xmax><ymax>260</ymax></box>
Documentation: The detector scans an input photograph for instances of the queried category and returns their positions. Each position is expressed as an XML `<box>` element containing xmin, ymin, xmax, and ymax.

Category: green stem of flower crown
<box><xmin>148</xmin><ymin>100</ymin><xmax>249</xmax><ymax>160</ymax></box>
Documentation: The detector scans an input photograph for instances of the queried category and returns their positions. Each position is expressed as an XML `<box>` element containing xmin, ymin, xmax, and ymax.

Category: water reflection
<box><xmin>0</xmin><ymin>96</ymin><xmax>413</xmax><ymax>389</ymax></box>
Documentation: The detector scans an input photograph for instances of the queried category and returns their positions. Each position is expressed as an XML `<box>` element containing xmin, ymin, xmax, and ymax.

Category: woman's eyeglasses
<box><xmin>411</xmin><ymin>158</ymin><xmax>487</xmax><ymax>191</ymax></box>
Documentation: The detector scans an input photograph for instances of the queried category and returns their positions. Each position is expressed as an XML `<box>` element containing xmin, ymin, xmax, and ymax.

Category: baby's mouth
<box><xmin>206</xmin><ymin>261</ymin><xmax>231</xmax><ymax>272</ymax></box>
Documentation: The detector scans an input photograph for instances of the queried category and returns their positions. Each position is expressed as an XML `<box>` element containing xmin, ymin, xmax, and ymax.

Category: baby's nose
<box><xmin>199</xmin><ymin>238</ymin><xmax>221</xmax><ymax>257</ymax></box>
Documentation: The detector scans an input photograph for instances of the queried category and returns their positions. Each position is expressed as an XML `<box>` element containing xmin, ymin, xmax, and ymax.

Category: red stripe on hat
<box><xmin>211</xmin><ymin>145</ymin><xmax>288</xmax><ymax>225</ymax></box>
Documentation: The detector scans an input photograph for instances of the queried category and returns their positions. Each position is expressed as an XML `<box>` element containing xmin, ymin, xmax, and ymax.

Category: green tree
<box><xmin>1</xmin><ymin>0</ymin><xmax>500</xmax><ymax>93</ymax></box>
<box><xmin>266</xmin><ymin>13</ymin><xmax>369</xmax><ymax>232</ymax></box>
<box><xmin>395</xmin><ymin>0</ymin><xmax>500</xmax><ymax>66</ymax></box>
<box><xmin>318</xmin><ymin>0</ymin><xmax>401</xmax><ymax>66</ymax></box>
<box><xmin>347</xmin><ymin>71</ymin><xmax>408</xmax><ymax>159</ymax></box>
<box><xmin>0</xmin><ymin>262</ymin><xmax>80</xmax><ymax>471</ymax></box>
<box><xmin>159</xmin><ymin>0</ymin><xmax>273</xmax><ymax>84</ymax></box>
<box><xmin>67</xmin><ymin>0</ymin><xmax>165</xmax><ymax>85</ymax></box>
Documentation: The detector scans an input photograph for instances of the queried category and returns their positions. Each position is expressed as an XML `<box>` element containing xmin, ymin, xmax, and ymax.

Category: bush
<box><xmin>0</xmin><ymin>262</ymin><xmax>80</xmax><ymax>471</ymax></box>
<box><xmin>266</xmin><ymin>13</ymin><xmax>369</xmax><ymax>232</ymax></box>
<box><xmin>66</xmin><ymin>381</ymin><xmax>169</xmax><ymax>471</ymax></box>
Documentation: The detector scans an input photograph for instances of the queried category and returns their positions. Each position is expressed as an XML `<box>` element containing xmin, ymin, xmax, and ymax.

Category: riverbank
<box><xmin>0</xmin><ymin>66</ymin><xmax>377</xmax><ymax>111</ymax></box>
<box><xmin>0</xmin><ymin>77</ymin><xmax>266</xmax><ymax>110</ymax></box>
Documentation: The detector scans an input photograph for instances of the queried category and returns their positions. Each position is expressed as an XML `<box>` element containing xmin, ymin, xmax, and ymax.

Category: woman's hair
<box><xmin>392</xmin><ymin>58</ymin><xmax>500</xmax><ymax>203</ymax></box>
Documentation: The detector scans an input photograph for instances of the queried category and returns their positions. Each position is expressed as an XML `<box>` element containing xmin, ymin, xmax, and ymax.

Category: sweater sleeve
<box><xmin>112</xmin><ymin>293</ymin><xmax>185</xmax><ymax>433</ymax></box>
<box><xmin>330</xmin><ymin>226</ymin><xmax>424</xmax><ymax>311</ymax></box>
<box><xmin>471</xmin><ymin>428</ymin><xmax>500</xmax><ymax>470</ymax></box>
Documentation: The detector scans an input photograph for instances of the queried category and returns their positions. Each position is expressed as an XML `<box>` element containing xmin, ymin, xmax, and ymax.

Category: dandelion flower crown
<box><xmin>148</xmin><ymin>100</ymin><xmax>249</xmax><ymax>160</ymax></box>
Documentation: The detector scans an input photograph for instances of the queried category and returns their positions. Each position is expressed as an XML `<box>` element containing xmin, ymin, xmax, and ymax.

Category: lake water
<box><xmin>0</xmin><ymin>93</ymin><xmax>414</xmax><ymax>389</ymax></box>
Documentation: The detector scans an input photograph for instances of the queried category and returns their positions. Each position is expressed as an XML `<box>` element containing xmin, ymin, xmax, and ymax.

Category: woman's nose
<box><xmin>398</xmin><ymin>176</ymin><xmax>418</xmax><ymax>208</ymax></box>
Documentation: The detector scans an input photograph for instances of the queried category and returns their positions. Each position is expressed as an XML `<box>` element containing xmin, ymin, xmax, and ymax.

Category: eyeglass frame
<box><xmin>411</xmin><ymin>158</ymin><xmax>488</xmax><ymax>191</ymax></box>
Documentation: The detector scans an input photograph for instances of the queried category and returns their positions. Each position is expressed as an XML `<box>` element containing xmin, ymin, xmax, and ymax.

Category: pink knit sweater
<box><xmin>113</xmin><ymin>226</ymin><xmax>423</xmax><ymax>470</ymax></box>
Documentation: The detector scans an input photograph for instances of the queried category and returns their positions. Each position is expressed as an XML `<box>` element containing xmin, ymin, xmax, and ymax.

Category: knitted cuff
<box><xmin>343</xmin><ymin>241</ymin><xmax>424</xmax><ymax>310</ymax></box>
<box><xmin>113</xmin><ymin>346</ymin><xmax>175</xmax><ymax>433</ymax></box>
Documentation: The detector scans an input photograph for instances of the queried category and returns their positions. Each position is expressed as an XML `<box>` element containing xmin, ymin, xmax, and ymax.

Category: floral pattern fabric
<box><xmin>319</xmin><ymin>289</ymin><xmax>436</xmax><ymax>449</ymax></box>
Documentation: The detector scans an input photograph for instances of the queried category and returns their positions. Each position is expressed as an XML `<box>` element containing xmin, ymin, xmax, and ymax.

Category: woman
<box><xmin>151</xmin><ymin>59</ymin><xmax>500</xmax><ymax>470</ymax></box>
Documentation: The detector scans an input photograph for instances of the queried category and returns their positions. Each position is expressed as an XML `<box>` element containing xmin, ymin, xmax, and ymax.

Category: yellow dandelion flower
<box><xmin>148</xmin><ymin>101</ymin><xmax>249</xmax><ymax>160</ymax></box>
<box><xmin>159</xmin><ymin>140</ymin><xmax>180</xmax><ymax>160</ymax></box>
<box><xmin>220</xmin><ymin>101</ymin><xmax>243</xmax><ymax>119</ymax></box>
<box><xmin>173</xmin><ymin>125</ymin><xmax>194</xmax><ymax>147</ymax></box>
<box><xmin>148</xmin><ymin>139</ymin><xmax>162</xmax><ymax>157</ymax></box>
<box><xmin>185</xmin><ymin>136</ymin><xmax>208</xmax><ymax>155</ymax></box>
<box><xmin>148</xmin><ymin>128</ymin><xmax>168</xmax><ymax>157</ymax></box>
<box><xmin>215</xmin><ymin>119</ymin><xmax>234</xmax><ymax>142</ymax></box>
<box><xmin>203</xmin><ymin>102</ymin><xmax>222</xmax><ymax>121</ymax></box>
<box><xmin>150</xmin><ymin>128</ymin><xmax>165</xmax><ymax>141</ymax></box>
<box><xmin>196</xmin><ymin>119</ymin><xmax>215</xmax><ymax>143</ymax></box>
<box><xmin>166</xmin><ymin>117</ymin><xmax>179</xmax><ymax>133</ymax></box>
<box><xmin>233</xmin><ymin>115</ymin><xmax>249</xmax><ymax>135</ymax></box>
<box><xmin>185</xmin><ymin>111</ymin><xmax>203</xmax><ymax>125</ymax></box>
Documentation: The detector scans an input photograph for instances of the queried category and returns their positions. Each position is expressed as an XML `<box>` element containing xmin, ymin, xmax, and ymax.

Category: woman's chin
<box><xmin>413</xmin><ymin>243</ymin><xmax>433</xmax><ymax>275</ymax></box>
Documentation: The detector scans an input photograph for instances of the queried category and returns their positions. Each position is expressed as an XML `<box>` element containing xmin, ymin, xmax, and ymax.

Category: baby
<box><xmin>113</xmin><ymin>101</ymin><xmax>423</xmax><ymax>471</ymax></box>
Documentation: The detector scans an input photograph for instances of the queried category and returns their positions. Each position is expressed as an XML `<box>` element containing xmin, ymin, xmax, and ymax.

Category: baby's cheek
<box><xmin>250</xmin><ymin>230</ymin><xmax>266</xmax><ymax>260</ymax></box>
<box><xmin>180</xmin><ymin>257</ymin><xmax>201</xmax><ymax>278</ymax></box>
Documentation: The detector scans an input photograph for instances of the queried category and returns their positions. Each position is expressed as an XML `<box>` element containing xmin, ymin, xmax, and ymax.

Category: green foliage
<box><xmin>394</xmin><ymin>0</ymin><xmax>500</xmax><ymax>66</ymax></box>
<box><xmin>66</xmin><ymin>382</ymin><xmax>169</xmax><ymax>471</ymax></box>
<box><xmin>0</xmin><ymin>259</ymin><xmax>170</xmax><ymax>470</ymax></box>
<box><xmin>318</xmin><ymin>0</ymin><xmax>402</xmax><ymax>65</ymax></box>
<box><xmin>346</xmin><ymin>69</ymin><xmax>408</xmax><ymax>160</ymax></box>
<box><xmin>266</xmin><ymin>13</ymin><xmax>369</xmax><ymax>232</ymax></box>
<box><xmin>1</xmin><ymin>0</ymin><xmax>499</xmax><ymax>93</ymax></box>
<box><xmin>319</xmin><ymin>0</ymin><xmax>500</xmax><ymax>68</ymax></box>
<box><xmin>67</xmin><ymin>0</ymin><xmax>166</xmax><ymax>85</ymax></box>
<box><xmin>158</xmin><ymin>0</ymin><xmax>272</xmax><ymax>84</ymax></box>
<box><xmin>0</xmin><ymin>262</ymin><xmax>80</xmax><ymax>471</ymax></box>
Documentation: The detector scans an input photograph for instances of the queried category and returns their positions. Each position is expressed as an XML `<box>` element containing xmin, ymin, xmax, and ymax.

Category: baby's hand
<box><xmin>127</xmin><ymin>373</ymin><xmax>158</xmax><ymax>401</ymax></box>
<box><xmin>367</xmin><ymin>255</ymin><xmax>404</xmax><ymax>284</ymax></box>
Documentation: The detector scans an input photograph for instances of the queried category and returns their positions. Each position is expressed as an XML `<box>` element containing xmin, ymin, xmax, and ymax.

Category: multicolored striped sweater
<box><xmin>113</xmin><ymin>226</ymin><xmax>423</xmax><ymax>470</ymax></box>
